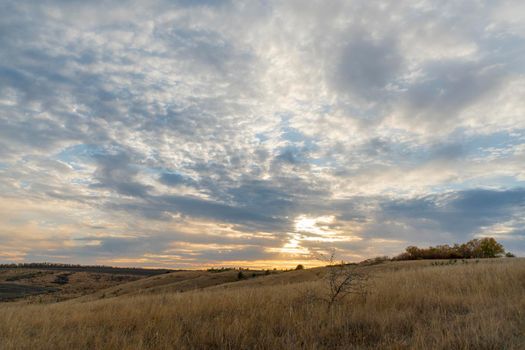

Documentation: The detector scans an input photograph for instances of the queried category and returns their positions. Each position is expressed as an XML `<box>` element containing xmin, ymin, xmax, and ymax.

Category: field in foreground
<box><xmin>0</xmin><ymin>259</ymin><xmax>524</xmax><ymax>349</ymax></box>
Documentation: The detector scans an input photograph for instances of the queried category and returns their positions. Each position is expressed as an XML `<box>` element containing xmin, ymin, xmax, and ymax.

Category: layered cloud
<box><xmin>0</xmin><ymin>0</ymin><xmax>524</xmax><ymax>267</ymax></box>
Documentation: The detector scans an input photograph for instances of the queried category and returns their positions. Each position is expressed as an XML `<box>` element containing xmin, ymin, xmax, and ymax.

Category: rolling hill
<box><xmin>0</xmin><ymin>258</ymin><xmax>523</xmax><ymax>349</ymax></box>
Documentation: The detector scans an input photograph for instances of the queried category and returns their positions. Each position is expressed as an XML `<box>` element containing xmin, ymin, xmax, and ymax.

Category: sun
<box><xmin>294</xmin><ymin>215</ymin><xmax>335</xmax><ymax>236</ymax></box>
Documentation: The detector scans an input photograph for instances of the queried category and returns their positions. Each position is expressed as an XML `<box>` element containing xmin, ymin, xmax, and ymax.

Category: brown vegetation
<box><xmin>0</xmin><ymin>258</ymin><xmax>523</xmax><ymax>349</ymax></box>
<box><xmin>394</xmin><ymin>237</ymin><xmax>507</xmax><ymax>260</ymax></box>
<box><xmin>81</xmin><ymin>269</ymin><xmax>269</xmax><ymax>300</ymax></box>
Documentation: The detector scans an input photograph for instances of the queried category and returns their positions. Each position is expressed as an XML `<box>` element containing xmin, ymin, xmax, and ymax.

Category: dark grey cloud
<box><xmin>450</xmin><ymin>188</ymin><xmax>525</xmax><ymax>214</ymax></box>
<box><xmin>159</xmin><ymin>172</ymin><xmax>196</xmax><ymax>187</ymax></box>
<box><xmin>228</xmin><ymin>180</ymin><xmax>295</xmax><ymax>215</ymax></box>
<box><xmin>400</xmin><ymin>59</ymin><xmax>507</xmax><ymax>129</ymax></box>
<box><xmin>159</xmin><ymin>194</ymin><xmax>282</xmax><ymax>226</ymax></box>
<box><xmin>90</xmin><ymin>152</ymin><xmax>153</xmax><ymax>198</ymax></box>
<box><xmin>430</xmin><ymin>142</ymin><xmax>465</xmax><ymax>161</ymax></box>
<box><xmin>155</xmin><ymin>26</ymin><xmax>251</xmax><ymax>76</ymax></box>
<box><xmin>331</xmin><ymin>35</ymin><xmax>402</xmax><ymax>100</ymax></box>
<box><xmin>378</xmin><ymin>188</ymin><xmax>525</xmax><ymax>241</ymax></box>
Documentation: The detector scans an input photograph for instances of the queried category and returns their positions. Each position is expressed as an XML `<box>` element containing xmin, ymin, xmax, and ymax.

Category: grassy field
<box><xmin>0</xmin><ymin>259</ymin><xmax>523</xmax><ymax>349</ymax></box>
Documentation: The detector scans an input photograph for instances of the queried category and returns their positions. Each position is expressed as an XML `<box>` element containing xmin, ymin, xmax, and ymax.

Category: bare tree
<box><xmin>315</xmin><ymin>251</ymin><xmax>368</xmax><ymax>309</ymax></box>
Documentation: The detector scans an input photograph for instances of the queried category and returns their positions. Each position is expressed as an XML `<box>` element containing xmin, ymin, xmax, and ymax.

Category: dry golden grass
<box><xmin>0</xmin><ymin>259</ymin><xmax>524</xmax><ymax>349</ymax></box>
<box><xmin>78</xmin><ymin>269</ymin><xmax>273</xmax><ymax>301</ymax></box>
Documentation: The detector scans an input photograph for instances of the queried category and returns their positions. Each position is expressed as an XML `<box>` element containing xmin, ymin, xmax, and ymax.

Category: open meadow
<box><xmin>0</xmin><ymin>258</ymin><xmax>523</xmax><ymax>349</ymax></box>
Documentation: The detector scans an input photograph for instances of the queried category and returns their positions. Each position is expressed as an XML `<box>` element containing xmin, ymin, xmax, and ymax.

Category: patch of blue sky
<box><xmin>70</xmin><ymin>178</ymin><xmax>93</xmax><ymax>186</ymax></box>
<box><xmin>255</xmin><ymin>132</ymin><xmax>269</xmax><ymax>143</ymax></box>
<box><xmin>429</xmin><ymin>175</ymin><xmax>525</xmax><ymax>194</ymax></box>
<box><xmin>466</xmin><ymin>129</ymin><xmax>522</xmax><ymax>146</ymax></box>
<box><xmin>55</xmin><ymin>144</ymin><xmax>106</xmax><ymax>168</ymax></box>
<box><xmin>309</xmin><ymin>156</ymin><xmax>334</xmax><ymax>167</ymax></box>
<box><xmin>281</xmin><ymin>126</ymin><xmax>307</xmax><ymax>143</ymax></box>
<box><xmin>403</xmin><ymin>129</ymin><xmax>525</xmax><ymax>164</ymax></box>
<box><xmin>279</xmin><ymin>115</ymin><xmax>319</xmax><ymax>150</ymax></box>
<box><xmin>464</xmin><ymin>130</ymin><xmax>525</xmax><ymax>160</ymax></box>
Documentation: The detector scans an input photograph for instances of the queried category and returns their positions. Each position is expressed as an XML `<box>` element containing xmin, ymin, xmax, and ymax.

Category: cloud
<box><xmin>330</xmin><ymin>34</ymin><xmax>403</xmax><ymax>101</ymax></box>
<box><xmin>395</xmin><ymin>59</ymin><xmax>508</xmax><ymax>133</ymax></box>
<box><xmin>158</xmin><ymin>172</ymin><xmax>196</xmax><ymax>187</ymax></box>
<box><xmin>0</xmin><ymin>0</ymin><xmax>525</xmax><ymax>266</ymax></box>
<box><xmin>377</xmin><ymin>188</ymin><xmax>525</xmax><ymax>242</ymax></box>
<box><xmin>90</xmin><ymin>151</ymin><xmax>153</xmax><ymax>198</ymax></box>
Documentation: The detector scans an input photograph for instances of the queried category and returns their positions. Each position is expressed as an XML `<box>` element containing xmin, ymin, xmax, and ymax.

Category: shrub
<box><xmin>295</xmin><ymin>264</ymin><xmax>304</xmax><ymax>270</ymax></box>
<box><xmin>310</xmin><ymin>252</ymin><xmax>368</xmax><ymax>310</ymax></box>
<box><xmin>360</xmin><ymin>256</ymin><xmax>390</xmax><ymax>265</ymax></box>
<box><xmin>53</xmin><ymin>274</ymin><xmax>70</xmax><ymax>285</ymax></box>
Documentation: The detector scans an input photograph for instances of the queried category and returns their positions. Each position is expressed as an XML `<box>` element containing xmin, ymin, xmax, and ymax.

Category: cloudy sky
<box><xmin>1</xmin><ymin>0</ymin><xmax>524</xmax><ymax>268</ymax></box>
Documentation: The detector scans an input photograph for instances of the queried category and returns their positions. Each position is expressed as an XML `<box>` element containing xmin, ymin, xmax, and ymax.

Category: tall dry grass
<box><xmin>0</xmin><ymin>259</ymin><xmax>524</xmax><ymax>349</ymax></box>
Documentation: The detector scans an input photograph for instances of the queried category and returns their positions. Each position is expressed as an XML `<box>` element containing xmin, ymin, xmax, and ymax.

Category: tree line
<box><xmin>0</xmin><ymin>262</ymin><xmax>173</xmax><ymax>276</ymax></box>
<box><xmin>393</xmin><ymin>237</ymin><xmax>511</xmax><ymax>260</ymax></box>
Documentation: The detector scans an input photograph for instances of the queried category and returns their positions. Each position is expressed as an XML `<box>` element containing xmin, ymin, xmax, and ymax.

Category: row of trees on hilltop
<box><xmin>0</xmin><ymin>262</ymin><xmax>173</xmax><ymax>276</ymax></box>
<box><xmin>393</xmin><ymin>237</ymin><xmax>508</xmax><ymax>260</ymax></box>
<box><xmin>0</xmin><ymin>262</ymin><xmax>87</xmax><ymax>269</ymax></box>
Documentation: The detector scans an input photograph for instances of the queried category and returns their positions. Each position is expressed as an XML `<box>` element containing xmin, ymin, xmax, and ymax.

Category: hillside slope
<box><xmin>0</xmin><ymin>258</ymin><xmax>523</xmax><ymax>349</ymax></box>
<box><xmin>83</xmin><ymin>269</ymin><xmax>271</xmax><ymax>300</ymax></box>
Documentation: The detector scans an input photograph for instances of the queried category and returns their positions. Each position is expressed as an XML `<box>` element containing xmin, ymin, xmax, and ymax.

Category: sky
<box><xmin>0</xmin><ymin>0</ymin><xmax>524</xmax><ymax>268</ymax></box>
